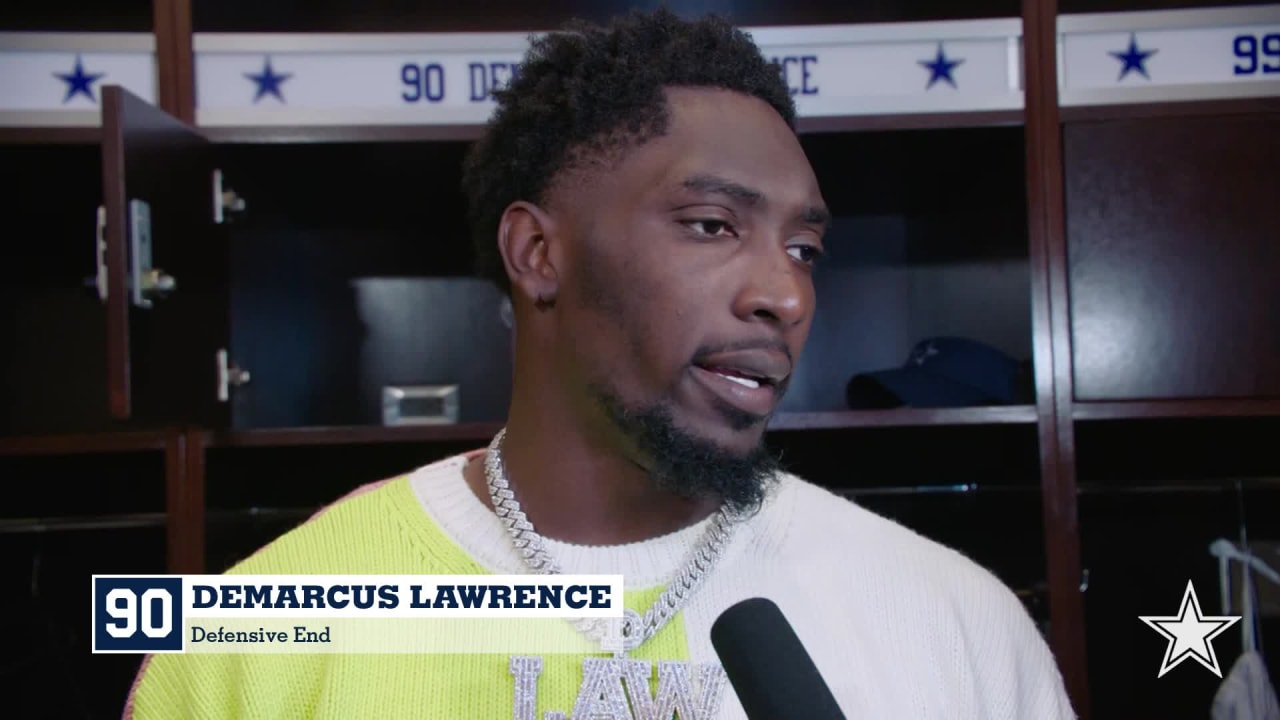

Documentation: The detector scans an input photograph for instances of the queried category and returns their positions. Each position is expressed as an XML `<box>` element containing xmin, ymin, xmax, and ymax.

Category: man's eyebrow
<box><xmin>802</xmin><ymin>205</ymin><xmax>833</xmax><ymax>231</ymax></box>
<box><xmin>681</xmin><ymin>173</ymin><xmax>830</xmax><ymax>231</ymax></box>
<box><xmin>681</xmin><ymin>174</ymin><xmax>764</xmax><ymax>206</ymax></box>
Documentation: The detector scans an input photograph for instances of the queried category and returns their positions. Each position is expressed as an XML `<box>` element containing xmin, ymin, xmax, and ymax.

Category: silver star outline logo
<box><xmin>1139</xmin><ymin>580</ymin><xmax>1240</xmax><ymax>678</ymax></box>
<box><xmin>911</xmin><ymin>342</ymin><xmax>939</xmax><ymax>366</ymax></box>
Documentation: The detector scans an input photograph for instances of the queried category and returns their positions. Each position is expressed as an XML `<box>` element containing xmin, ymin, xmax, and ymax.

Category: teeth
<box><xmin>717</xmin><ymin>372</ymin><xmax>761</xmax><ymax>389</ymax></box>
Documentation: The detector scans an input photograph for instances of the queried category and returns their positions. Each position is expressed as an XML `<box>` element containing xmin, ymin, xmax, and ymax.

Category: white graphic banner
<box><xmin>11</xmin><ymin>6</ymin><xmax>1277</xmax><ymax>128</ymax></box>
<box><xmin>1059</xmin><ymin>5</ymin><xmax>1280</xmax><ymax>106</ymax></box>
<box><xmin>192</xmin><ymin>19</ymin><xmax>1024</xmax><ymax>126</ymax></box>
<box><xmin>0</xmin><ymin>33</ymin><xmax>156</xmax><ymax>126</ymax></box>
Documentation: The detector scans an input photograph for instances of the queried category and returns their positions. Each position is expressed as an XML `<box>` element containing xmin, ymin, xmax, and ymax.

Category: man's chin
<box><xmin>688</xmin><ymin>417</ymin><xmax>770</xmax><ymax>458</ymax></box>
<box><xmin>589</xmin><ymin>384</ymin><xmax>781</xmax><ymax>515</ymax></box>
<box><xmin>648</xmin><ymin>431</ymin><xmax>780</xmax><ymax>516</ymax></box>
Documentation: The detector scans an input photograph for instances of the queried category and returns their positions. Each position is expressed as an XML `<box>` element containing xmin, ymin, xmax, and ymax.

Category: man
<box><xmin>126</xmin><ymin>9</ymin><xmax>1076</xmax><ymax>719</ymax></box>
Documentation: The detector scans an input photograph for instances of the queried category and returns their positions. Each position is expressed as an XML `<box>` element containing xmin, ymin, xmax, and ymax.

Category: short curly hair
<box><xmin>460</xmin><ymin>8</ymin><xmax>796</xmax><ymax>296</ymax></box>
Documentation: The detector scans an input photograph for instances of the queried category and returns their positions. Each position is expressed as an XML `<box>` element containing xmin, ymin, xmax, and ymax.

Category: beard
<box><xmin>588</xmin><ymin>382</ymin><xmax>782</xmax><ymax>517</ymax></box>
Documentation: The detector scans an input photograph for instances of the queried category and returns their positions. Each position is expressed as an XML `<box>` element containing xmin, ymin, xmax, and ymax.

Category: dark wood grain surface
<box><xmin>190</xmin><ymin>0</ymin><xmax>1021</xmax><ymax>32</ymax></box>
<box><xmin>102</xmin><ymin>86</ymin><xmax>232</xmax><ymax>428</ymax></box>
<box><xmin>1065</xmin><ymin>112</ymin><xmax>1280</xmax><ymax>401</ymax></box>
<box><xmin>1023</xmin><ymin>0</ymin><xmax>1090</xmax><ymax>714</ymax></box>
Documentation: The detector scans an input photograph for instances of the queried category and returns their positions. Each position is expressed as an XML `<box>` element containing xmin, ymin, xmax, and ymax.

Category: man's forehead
<box><xmin>661</xmin><ymin>86</ymin><xmax>782</xmax><ymax>132</ymax></box>
<box><xmin>547</xmin><ymin>87</ymin><xmax>818</xmax><ymax>212</ymax></box>
<box><xmin>625</xmin><ymin>91</ymin><xmax>812</xmax><ymax>177</ymax></box>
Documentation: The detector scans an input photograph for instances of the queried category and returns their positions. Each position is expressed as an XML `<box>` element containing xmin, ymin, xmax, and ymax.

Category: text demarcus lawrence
<box><xmin>192</xmin><ymin>584</ymin><xmax>613</xmax><ymax>610</ymax></box>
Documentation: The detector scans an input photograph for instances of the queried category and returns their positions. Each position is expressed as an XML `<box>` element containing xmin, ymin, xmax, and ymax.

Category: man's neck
<box><xmin>462</xmin><ymin>413</ymin><xmax>720</xmax><ymax>546</ymax></box>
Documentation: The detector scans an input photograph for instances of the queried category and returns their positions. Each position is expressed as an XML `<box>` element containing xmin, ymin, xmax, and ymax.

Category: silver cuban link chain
<box><xmin>484</xmin><ymin>427</ymin><xmax>738</xmax><ymax>656</ymax></box>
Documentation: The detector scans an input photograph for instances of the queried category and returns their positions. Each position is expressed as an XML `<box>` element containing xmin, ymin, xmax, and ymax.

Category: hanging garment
<box><xmin>1210</xmin><ymin>538</ymin><xmax>1280</xmax><ymax>720</ymax></box>
<box><xmin>1211</xmin><ymin>651</ymin><xmax>1280</xmax><ymax>720</ymax></box>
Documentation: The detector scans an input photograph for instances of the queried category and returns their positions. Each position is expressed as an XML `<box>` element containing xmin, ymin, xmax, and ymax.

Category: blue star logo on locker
<box><xmin>54</xmin><ymin>55</ymin><xmax>105</xmax><ymax>104</ymax></box>
<box><xmin>920</xmin><ymin>43</ymin><xmax>964</xmax><ymax>90</ymax></box>
<box><xmin>245</xmin><ymin>56</ymin><xmax>292</xmax><ymax>103</ymax></box>
<box><xmin>1110</xmin><ymin>33</ymin><xmax>1157</xmax><ymax>81</ymax></box>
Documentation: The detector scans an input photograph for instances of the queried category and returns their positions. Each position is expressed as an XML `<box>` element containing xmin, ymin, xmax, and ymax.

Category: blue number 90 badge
<box><xmin>93</xmin><ymin>577</ymin><xmax>184</xmax><ymax>653</ymax></box>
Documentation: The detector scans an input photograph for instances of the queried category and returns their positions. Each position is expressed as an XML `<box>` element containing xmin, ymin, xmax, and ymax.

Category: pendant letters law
<box><xmin>510</xmin><ymin>656</ymin><xmax>728</xmax><ymax>720</ymax></box>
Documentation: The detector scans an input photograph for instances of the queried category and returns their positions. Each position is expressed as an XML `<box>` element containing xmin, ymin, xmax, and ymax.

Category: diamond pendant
<box><xmin>599</xmin><ymin>608</ymin><xmax>645</xmax><ymax>659</ymax></box>
<box><xmin>509</xmin><ymin>653</ymin><xmax>730</xmax><ymax>720</ymax></box>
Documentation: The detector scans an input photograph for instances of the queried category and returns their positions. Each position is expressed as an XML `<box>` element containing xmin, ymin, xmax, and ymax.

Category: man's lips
<box><xmin>690</xmin><ymin>365</ymin><xmax>781</xmax><ymax>417</ymax></box>
<box><xmin>690</xmin><ymin>347</ymin><xmax>791</xmax><ymax>417</ymax></box>
<box><xmin>692</xmin><ymin>348</ymin><xmax>791</xmax><ymax>388</ymax></box>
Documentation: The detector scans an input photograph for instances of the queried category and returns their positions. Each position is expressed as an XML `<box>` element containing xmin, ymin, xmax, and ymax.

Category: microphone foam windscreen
<box><xmin>710</xmin><ymin>597</ymin><xmax>846</xmax><ymax>720</ymax></box>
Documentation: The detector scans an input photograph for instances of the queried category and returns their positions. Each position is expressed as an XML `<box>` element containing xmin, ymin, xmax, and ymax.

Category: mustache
<box><xmin>690</xmin><ymin>338</ymin><xmax>793</xmax><ymax>364</ymax></box>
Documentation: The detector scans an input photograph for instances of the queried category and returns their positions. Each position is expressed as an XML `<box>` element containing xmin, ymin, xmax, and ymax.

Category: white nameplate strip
<box><xmin>193</xmin><ymin>18</ymin><xmax>1024</xmax><ymax>127</ymax></box>
<box><xmin>0</xmin><ymin>33</ymin><xmax>157</xmax><ymax>127</ymax></box>
<box><xmin>1059</xmin><ymin>5</ymin><xmax>1280</xmax><ymax>107</ymax></box>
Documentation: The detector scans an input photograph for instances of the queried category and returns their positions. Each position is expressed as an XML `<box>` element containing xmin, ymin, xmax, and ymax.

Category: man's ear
<box><xmin>497</xmin><ymin>201</ymin><xmax>560</xmax><ymax>309</ymax></box>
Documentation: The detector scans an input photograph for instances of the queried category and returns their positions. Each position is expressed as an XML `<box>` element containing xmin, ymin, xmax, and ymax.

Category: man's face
<box><xmin>552</xmin><ymin>87</ymin><xmax>828</xmax><ymax>509</ymax></box>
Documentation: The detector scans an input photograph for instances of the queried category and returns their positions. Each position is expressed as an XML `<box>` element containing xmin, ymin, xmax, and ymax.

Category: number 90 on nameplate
<box><xmin>92</xmin><ymin>576</ymin><xmax>184</xmax><ymax>653</ymax></box>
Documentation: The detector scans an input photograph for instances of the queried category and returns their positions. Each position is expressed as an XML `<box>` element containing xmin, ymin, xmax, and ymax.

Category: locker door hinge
<box><xmin>128</xmin><ymin>199</ymin><xmax>175</xmax><ymax>309</ymax></box>
<box><xmin>92</xmin><ymin>204</ymin><xmax>108</xmax><ymax>302</ymax></box>
<box><xmin>216</xmin><ymin>349</ymin><xmax>251</xmax><ymax>402</ymax></box>
<box><xmin>213</xmin><ymin>169</ymin><xmax>246</xmax><ymax>224</ymax></box>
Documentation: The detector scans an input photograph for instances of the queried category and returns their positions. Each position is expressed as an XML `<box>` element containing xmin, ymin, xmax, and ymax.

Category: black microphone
<box><xmin>710</xmin><ymin>597</ymin><xmax>847</xmax><ymax>720</ymax></box>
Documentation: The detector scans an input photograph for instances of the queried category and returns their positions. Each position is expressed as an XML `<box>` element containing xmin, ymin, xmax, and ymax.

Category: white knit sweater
<box><xmin>410</xmin><ymin>453</ymin><xmax>1078</xmax><ymax>719</ymax></box>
